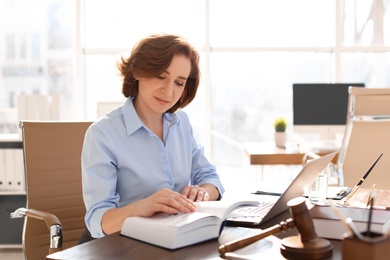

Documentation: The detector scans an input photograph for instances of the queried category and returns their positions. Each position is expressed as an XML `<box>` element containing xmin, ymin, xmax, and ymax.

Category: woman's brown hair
<box><xmin>118</xmin><ymin>34</ymin><xmax>200</xmax><ymax>113</ymax></box>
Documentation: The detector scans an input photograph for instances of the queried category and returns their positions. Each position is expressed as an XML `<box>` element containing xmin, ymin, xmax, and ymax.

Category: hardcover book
<box><xmin>120</xmin><ymin>200</ymin><xmax>261</xmax><ymax>249</ymax></box>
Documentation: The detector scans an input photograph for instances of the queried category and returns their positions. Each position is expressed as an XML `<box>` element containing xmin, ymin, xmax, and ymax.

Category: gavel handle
<box><xmin>219</xmin><ymin>218</ymin><xmax>295</xmax><ymax>256</ymax></box>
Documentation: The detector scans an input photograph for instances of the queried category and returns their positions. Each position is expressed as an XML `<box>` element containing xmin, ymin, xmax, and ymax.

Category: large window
<box><xmin>1</xmin><ymin>0</ymin><xmax>390</xmax><ymax>170</ymax></box>
<box><xmin>0</xmin><ymin>0</ymin><xmax>77</xmax><ymax>133</ymax></box>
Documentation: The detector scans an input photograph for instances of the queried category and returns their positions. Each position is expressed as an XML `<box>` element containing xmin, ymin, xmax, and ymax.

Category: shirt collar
<box><xmin>123</xmin><ymin>97</ymin><xmax>180</xmax><ymax>136</ymax></box>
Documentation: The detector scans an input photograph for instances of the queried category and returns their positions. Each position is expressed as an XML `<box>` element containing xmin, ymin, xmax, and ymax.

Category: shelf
<box><xmin>0</xmin><ymin>134</ymin><xmax>21</xmax><ymax>142</ymax></box>
<box><xmin>0</xmin><ymin>191</ymin><xmax>26</xmax><ymax>196</ymax></box>
<box><xmin>0</xmin><ymin>244</ymin><xmax>22</xmax><ymax>249</ymax></box>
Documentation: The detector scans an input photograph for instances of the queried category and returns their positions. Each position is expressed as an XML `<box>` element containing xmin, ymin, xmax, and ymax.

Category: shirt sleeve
<box><xmin>180</xmin><ymin>112</ymin><xmax>225</xmax><ymax>198</ymax></box>
<box><xmin>190</xmin><ymin>138</ymin><xmax>225</xmax><ymax>199</ymax></box>
<box><xmin>81</xmin><ymin>123</ymin><xmax>120</xmax><ymax>238</ymax></box>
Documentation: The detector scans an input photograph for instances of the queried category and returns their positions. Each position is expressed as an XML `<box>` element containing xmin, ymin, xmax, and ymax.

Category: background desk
<box><xmin>244</xmin><ymin>142</ymin><xmax>338</xmax><ymax>165</ymax></box>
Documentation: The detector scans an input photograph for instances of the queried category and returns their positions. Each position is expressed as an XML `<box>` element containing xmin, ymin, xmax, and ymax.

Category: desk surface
<box><xmin>244</xmin><ymin>142</ymin><xmax>338</xmax><ymax>165</ymax></box>
<box><xmin>46</xmin><ymin>189</ymin><xmax>383</xmax><ymax>260</ymax></box>
<box><xmin>46</xmin><ymin>207</ymin><xmax>343</xmax><ymax>260</ymax></box>
<box><xmin>47</xmin><ymin>231</ymin><xmax>223</xmax><ymax>259</ymax></box>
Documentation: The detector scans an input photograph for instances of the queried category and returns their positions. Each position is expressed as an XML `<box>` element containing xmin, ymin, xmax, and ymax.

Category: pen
<box><xmin>367</xmin><ymin>196</ymin><xmax>374</xmax><ymax>237</ymax></box>
<box><xmin>366</xmin><ymin>184</ymin><xmax>377</xmax><ymax>208</ymax></box>
<box><xmin>329</xmin><ymin>201</ymin><xmax>364</xmax><ymax>239</ymax></box>
<box><xmin>337</xmin><ymin>188</ymin><xmax>348</xmax><ymax>196</ymax></box>
<box><xmin>343</xmin><ymin>153</ymin><xmax>383</xmax><ymax>206</ymax></box>
<box><xmin>252</xmin><ymin>191</ymin><xmax>282</xmax><ymax>196</ymax></box>
<box><xmin>345</xmin><ymin>217</ymin><xmax>365</xmax><ymax>240</ymax></box>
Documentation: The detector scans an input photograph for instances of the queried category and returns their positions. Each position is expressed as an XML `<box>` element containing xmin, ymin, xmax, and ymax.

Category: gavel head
<box><xmin>282</xmin><ymin>197</ymin><xmax>333</xmax><ymax>259</ymax></box>
<box><xmin>287</xmin><ymin>197</ymin><xmax>317</xmax><ymax>243</ymax></box>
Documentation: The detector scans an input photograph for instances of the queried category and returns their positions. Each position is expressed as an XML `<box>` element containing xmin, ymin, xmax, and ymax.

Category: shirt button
<box><xmin>168</xmin><ymin>181</ymin><xmax>173</xmax><ymax>185</ymax></box>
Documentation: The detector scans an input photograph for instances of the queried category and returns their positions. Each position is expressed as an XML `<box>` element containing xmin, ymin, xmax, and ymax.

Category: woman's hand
<box><xmin>181</xmin><ymin>185</ymin><xmax>210</xmax><ymax>202</ymax></box>
<box><xmin>136</xmin><ymin>188</ymin><xmax>196</xmax><ymax>217</ymax></box>
<box><xmin>102</xmin><ymin>188</ymin><xmax>196</xmax><ymax>235</ymax></box>
<box><xmin>102</xmin><ymin>185</ymin><xmax>220</xmax><ymax>235</ymax></box>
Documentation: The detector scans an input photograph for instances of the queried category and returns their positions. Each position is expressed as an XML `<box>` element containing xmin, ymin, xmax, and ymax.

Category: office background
<box><xmin>0</xmin><ymin>0</ymin><xmax>389</xmax><ymax>172</ymax></box>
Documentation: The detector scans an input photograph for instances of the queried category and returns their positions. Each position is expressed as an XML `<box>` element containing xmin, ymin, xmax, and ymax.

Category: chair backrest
<box><xmin>20</xmin><ymin>121</ymin><xmax>92</xmax><ymax>260</ymax></box>
<box><xmin>338</xmin><ymin>87</ymin><xmax>390</xmax><ymax>189</ymax></box>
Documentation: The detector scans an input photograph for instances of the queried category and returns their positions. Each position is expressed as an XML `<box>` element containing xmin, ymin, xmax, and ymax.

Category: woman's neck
<box><xmin>134</xmin><ymin>99</ymin><xmax>164</xmax><ymax>140</ymax></box>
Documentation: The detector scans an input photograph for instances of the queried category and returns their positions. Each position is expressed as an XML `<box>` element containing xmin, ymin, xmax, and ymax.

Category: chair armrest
<box><xmin>11</xmin><ymin>207</ymin><xmax>61</xmax><ymax>226</ymax></box>
<box><xmin>10</xmin><ymin>207</ymin><xmax>63</xmax><ymax>252</ymax></box>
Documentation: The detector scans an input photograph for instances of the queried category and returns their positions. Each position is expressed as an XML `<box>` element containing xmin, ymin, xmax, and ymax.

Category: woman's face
<box><xmin>135</xmin><ymin>54</ymin><xmax>191</xmax><ymax>116</ymax></box>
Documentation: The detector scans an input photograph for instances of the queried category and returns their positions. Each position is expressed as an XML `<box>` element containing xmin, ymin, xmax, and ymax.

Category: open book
<box><xmin>120</xmin><ymin>200</ymin><xmax>260</xmax><ymax>249</ymax></box>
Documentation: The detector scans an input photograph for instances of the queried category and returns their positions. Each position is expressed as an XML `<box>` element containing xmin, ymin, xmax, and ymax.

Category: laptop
<box><xmin>225</xmin><ymin>151</ymin><xmax>337</xmax><ymax>227</ymax></box>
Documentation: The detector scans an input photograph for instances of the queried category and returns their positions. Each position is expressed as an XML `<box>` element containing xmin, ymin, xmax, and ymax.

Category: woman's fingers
<box><xmin>154</xmin><ymin>188</ymin><xmax>196</xmax><ymax>213</ymax></box>
<box><xmin>182</xmin><ymin>185</ymin><xmax>210</xmax><ymax>202</ymax></box>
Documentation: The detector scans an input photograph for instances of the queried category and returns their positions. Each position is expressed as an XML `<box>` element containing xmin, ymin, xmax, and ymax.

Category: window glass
<box><xmin>209</xmin><ymin>0</ymin><xmax>335</xmax><ymax>47</ymax></box>
<box><xmin>340</xmin><ymin>52</ymin><xmax>390</xmax><ymax>86</ymax></box>
<box><xmin>0</xmin><ymin>0</ymin><xmax>76</xmax><ymax>134</ymax></box>
<box><xmin>84</xmin><ymin>54</ymin><xmax>125</xmax><ymax>119</ymax></box>
<box><xmin>209</xmin><ymin>52</ymin><xmax>332</xmax><ymax>165</ymax></box>
<box><xmin>6</xmin><ymin>34</ymin><xmax>16</xmax><ymax>59</ymax></box>
<box><xmin>0</xmin><ymin>0</ymin><xmax>389</xmax><ymax>176</ymax></box>
<box><xmin>83</xmin><ymin>0</ymin><xmax>205</xmax><ymax>49</ymax></box>
<box><xmin>343</xmin><ymin>0</ymin><xmax>390</xmax><ymax>46</ymax></box>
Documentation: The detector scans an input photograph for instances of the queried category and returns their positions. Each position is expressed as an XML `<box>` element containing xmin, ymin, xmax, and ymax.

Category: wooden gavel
<box><xmin>219</xmin><ymin>197</ymin><xmax>320</xmax><ymax>256</ymax></box>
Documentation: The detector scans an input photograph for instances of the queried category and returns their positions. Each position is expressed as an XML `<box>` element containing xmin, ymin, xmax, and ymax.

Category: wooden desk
<box><xmin>244</xmin><ymin>142</ymin><xmax>338</xmax><ymax>165</ymax></box>
<box><xmin>46</xmin><ymin>209</ymin><xmax>343</xmax><ymax>260</ymax></box>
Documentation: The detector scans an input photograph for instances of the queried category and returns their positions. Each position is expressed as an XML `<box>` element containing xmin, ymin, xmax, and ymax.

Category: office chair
<box><xmin>338</xmin><ymin>87</ymin><xmax>390</xmax><ymax>189</ymax></box>
<box><xmin>10</xmin><ymin>121</ymin><xmax>92</xmax><ymax>260</ymax></box>
<box><xmin>301</xmin><ymin>87</ymin><xmax>390</xmax><ymax>189</ymax></box>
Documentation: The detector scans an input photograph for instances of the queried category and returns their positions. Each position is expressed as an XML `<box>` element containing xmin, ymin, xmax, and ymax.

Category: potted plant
<box><xmin>274</xmin><ymin>117</ymin><xmax>287</xmax><ymax>148</ymax></box>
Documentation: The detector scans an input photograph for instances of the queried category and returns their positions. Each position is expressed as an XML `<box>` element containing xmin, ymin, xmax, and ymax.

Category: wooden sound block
<box><xmin>280</xmin><ymin>236</ymin><xmax>333</xmax><ymax>260</ymax></box>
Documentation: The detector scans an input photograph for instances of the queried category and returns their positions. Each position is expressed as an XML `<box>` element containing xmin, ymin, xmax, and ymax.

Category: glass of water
<box><xmin>309</xmin><ymin>164</ymin><xmax>330</xmax><ymax>204</ymax></box>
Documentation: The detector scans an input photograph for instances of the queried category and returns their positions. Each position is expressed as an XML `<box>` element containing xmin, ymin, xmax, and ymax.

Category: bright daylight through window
<box><xmin>0</xmin><ymin>0</ymin><xmax>389</xmax><ymax>169</ymax></box>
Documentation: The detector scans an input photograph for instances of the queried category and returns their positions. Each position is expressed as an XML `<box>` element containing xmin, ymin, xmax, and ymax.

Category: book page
<box><xmin>195</xmin><ymin>200</ymin><xmax>260</xmax><ymax>220</ymax></box>
<box><xmin>136</xmin><ymin>211</ymin><xmax>215</xmax><ymax>228</ymax></box>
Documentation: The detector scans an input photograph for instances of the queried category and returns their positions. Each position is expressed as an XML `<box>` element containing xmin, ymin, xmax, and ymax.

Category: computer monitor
<box><xmin>292</xmin><ymin>83</ymin><xmax>365</xmax><ymax>145</ymax></box>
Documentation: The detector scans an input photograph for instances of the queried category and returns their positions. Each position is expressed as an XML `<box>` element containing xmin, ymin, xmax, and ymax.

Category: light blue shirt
<box><xmin>82</xmin><ymin>98</ymin><xmax>225</xmax><ymax>238</ymax></box>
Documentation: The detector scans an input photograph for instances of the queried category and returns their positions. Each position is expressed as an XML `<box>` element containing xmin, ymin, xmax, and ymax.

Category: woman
<box><xmin>81</xmin><ymin>34</ymin><xmax>225</xmax><ymax>239</ymax></box>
